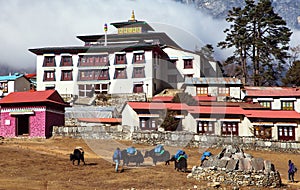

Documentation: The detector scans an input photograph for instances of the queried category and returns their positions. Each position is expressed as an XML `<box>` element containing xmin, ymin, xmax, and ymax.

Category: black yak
<box><xmin>166</xmin><ymin>155</ymin><xmax>187</xmax><ymax>172</ymax></box>
<box><xmin>121</xmin><ymin>148</ymin><xmax>144</xmax><ymax>166</ymax></box>
<box><xmin>144</xmin><ymin>149</ymin><xmax>170</xmax><ymax>165</ymax></box>
<box><xmin>70</xmin><ymin>147</ymin><xmax>85</xmax><ymax>165</ymax></box>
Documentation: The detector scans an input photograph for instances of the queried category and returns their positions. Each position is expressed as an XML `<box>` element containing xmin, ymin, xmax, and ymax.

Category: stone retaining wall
<box><xmin>188</xmin><ymin>167</ymin><xmax>281</xmax><ymax>188</ymax></box>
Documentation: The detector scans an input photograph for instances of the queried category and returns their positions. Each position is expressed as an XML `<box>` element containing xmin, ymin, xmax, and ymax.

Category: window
<box><xmin>168</xmin><ymin>75</ymin><xmax>177</xmax><ymax>83</ymax></box>
<box><xmin>196</xmin><ymin>87</ymin><xmax>208</xmax><ymax>96</ymax></box>
<box><xmin>115</xmin><ymin>54</ymin><xmax>126</xmax><ymax>64</ymax></box>
<box><xmin>43</xmin><ymin>56</ymin><xmax>55</xmax><ymax>67</ymax></box>
<box><xmin>95</xmin><ymin>69</ymin><xmax>109</xmax><ymax>80</ymax></box>
<box><xmin>139</xmin><ymin>118</ymin><xmax>157</xmax><ymax>130</ymax></box>
<box><xmin>114</xmin><ymin>68</ymin><xmax>127</xmax><ymax>79</ymax></box>
<box><xmin>133</xmin><ymin>84</ymin><xmax>143</xmax><ymax>93</ymax></box>
<box><xmin>94</xmin><ymin>84</ymin><xmax>108</xmax><ymax>94</ymax></box>
<box><xmin>94</xmin><ymin>55</ymin><xmax>109</xmax><ymax>66</ymax></box>
<box><xmin>259</xmin><ymin>101</ymin><xmax>271</xmax><ymax>109</ymax></box>
<box><xmin>281</xmin><ymin>101</ymin><xmax>294</xmax><ymax>110</ymax></box>
<box><xmin>197</xmin><ymin>121</ymin><xmax>215</xmax><ymax>134</ymax></box>
<box><xmin>78</xmin><ymin>84</ymin><xmax>93</xmax><ymax>97</ymax></box>
<box><xmin>43</xmin><ymin>71</ymin><xmax>55</xmax><ymax>81</ymax></box>
<box><xmin>183</xmin><ymin>59</ymin><xmax>193</xmax><ymax>69</ymax></box>
<box><xmin>78</xmin><ymin>70</ymin><xmax>94</xmax><ymax>81</ymax></box>
<box><xmin>221</xmin><ymin>122</ymin><xmax>238</xmax><ymax>136</ymax></box>
<box><xmin>133</xmin><ymin>53</ymin><xmax>145</xmax><ymax>63</ymax></box>
<box><xmin>254</xmin><ymin>126</ymin><xmax>272</xmax><ymax>139</ymax></box>
<box><xmin>218</xmin><ymin>87</ymin><xmax>229</xmax><ymax>96</ymax></box>
<box><xmin>0</xmin><ymin>82</ymin><xmax>8</xmax><ymax>93</ymax></box>
<box><xmin>60</xmin><ymin>56</ymin><xmax>73</xmax><ymax>66</ymax></box>
<box><xmin>132</xmin><ymin>67</ymin><xmax>145</xmax><ymax>78</ymax></box>
<box><xmin>278</xmin><ymin>126</ymin><xmax>295</xmax><ymax>141</ymax></box>
<box><xmin>61</xmin><ymin>70</ymin><xmax>73</xmax><ymax>81</ymax></box>
<box><xmin>79</xmin><ymin>55</ymin><xmax>109</xmax><ymax>66</ymax></box>
<box><xmin>141</xmin><ymin>119</ymin><xmax>147</xmax><ymax>128</ymax></box>
<box><xmin>151</xmin><ymin>120</ymin><xmax>156</xmax><ymax>128</ymax></box>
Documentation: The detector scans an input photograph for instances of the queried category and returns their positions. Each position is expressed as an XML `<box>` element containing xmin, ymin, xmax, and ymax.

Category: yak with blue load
<box><xmin>144</xmin><ymin>144</ymin><xmax>170</xmax><ymax>165</ymax></box>
<box><xmin>121</xmin><ymin>147</ymin><xmax>144</xmax><ymax>166</ymax></box>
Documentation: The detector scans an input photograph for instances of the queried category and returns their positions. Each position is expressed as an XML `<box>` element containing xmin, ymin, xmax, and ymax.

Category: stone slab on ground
<box><xmin>238</xmin><ymin>158</ymin><xmax>252</xmax><ymax>171</ymax></box>
<box><xmin>226</xmin><ymin>159</ymin><xmax>239</xmax><ymax>171</ymax></box>
<box><xmin>252</xmin><ymin>157</ymin><xmax>264</xmax><ymax>171</ymax></box>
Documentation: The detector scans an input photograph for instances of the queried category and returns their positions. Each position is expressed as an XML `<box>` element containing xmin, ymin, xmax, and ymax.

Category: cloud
<box><xmin>0</xmin><ymin>0</ymin><xmax>298</xmax><ymax>70</ymax></box>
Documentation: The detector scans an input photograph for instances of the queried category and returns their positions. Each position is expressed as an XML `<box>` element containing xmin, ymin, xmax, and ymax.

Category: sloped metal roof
<box><xmin>185</xmin><ymin>77</ymin><xmax>242</xmax><ymax>85</ymax></box>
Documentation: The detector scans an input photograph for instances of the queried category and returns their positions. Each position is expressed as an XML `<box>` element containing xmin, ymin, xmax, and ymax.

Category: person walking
<box><xmin>112</xmin><ymin>147</ymin><xmax>122</xmax><ymax>173</ymax></box>
<box><xmin>288</xmin><ymin>160</ymin><xmax>297</xmax><ymax>183</ymax></box>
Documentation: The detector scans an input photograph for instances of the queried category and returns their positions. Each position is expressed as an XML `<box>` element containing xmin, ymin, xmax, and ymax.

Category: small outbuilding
<box><xmin>0</xmin><ymin>90</ymin><xmax>69</xmax><ymax>138</ymax></box>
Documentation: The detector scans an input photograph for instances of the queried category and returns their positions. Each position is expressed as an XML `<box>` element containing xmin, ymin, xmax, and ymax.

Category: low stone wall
<box><xmin>132</xmin><ymin>131</ymin><xmax>300</xmax><ymax>152</ymax></box>
<box><xmin>52</xmin><ymin>127</ymin><xmax>300</xmax><ymax>152</ymax></box>
<box><xmin>52</xmin><ymin>125</ymin><xmax>132</xmax><ymax>140</ymax></box>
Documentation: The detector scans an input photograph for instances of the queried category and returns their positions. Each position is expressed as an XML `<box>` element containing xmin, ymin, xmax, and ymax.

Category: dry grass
<box><xmin>0</xmin><ymin>137</ymin><xmax>299</xmax><ymax>190</ymax></box>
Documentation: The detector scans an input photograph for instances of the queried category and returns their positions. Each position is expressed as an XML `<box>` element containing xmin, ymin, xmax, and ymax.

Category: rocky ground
<box><xmin>0</xmin><ymin>137</ymin><xmax>299</xmax><ymax>190</ymax></box>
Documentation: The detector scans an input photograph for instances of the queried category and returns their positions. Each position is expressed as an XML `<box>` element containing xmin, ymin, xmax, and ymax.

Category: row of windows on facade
<box><xmin>43</xmin><ymin>55</ymin><xmax>193</xmax><ymax>69</ymax></box>
<box><xmin>259</xmin><ymin>101</ymin><xmax>294</xmax><ymax>110</ymax></box>
<box><xmin>139</xmin><ymin>119</ymin><xmax>296</xmax><ymax>141</ymax></box>
<box><xmin>43</xmin><ymin>67</ymin><xmax>146</xmax><ymax>81</ymax></box>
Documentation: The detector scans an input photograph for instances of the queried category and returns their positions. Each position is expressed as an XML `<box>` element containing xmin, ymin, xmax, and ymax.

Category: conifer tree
<box><xmin>282</xmin><ymin>60</ymin><xmax>300</xmax><ymax>86</ymax></box>
<box><xmin>218</xmin><ymin>0</ymin><xmax>292</xmax><ymax>86</ymax></box>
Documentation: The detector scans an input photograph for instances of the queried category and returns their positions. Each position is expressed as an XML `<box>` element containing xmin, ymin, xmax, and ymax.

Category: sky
<box><xmin>0</xmin><ymin>0</ymin><xmax>299</xmax><ymax>71</ymax></box>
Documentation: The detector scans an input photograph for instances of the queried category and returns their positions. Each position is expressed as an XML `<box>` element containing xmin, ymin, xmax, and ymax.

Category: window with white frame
<box><xmin>278</xmin><ymin>126</ymin><xmax>295</xmax><ymax>141</ymax></box>
<box><xmin>281</xmin><ymin>101</ymin><xmax>294</xmax><ymax>110</ymax></box>
<box><xmin>197</xmin><ymin>121</ymin><xmax>215</xmax><ymax>134</ymax></box>
<box><xmin>43</xmin><ymin>71</ymin><xmax>55</xmax><ymax>81</ymax></box>
<box><xmin>61</xmin><ymin>70</ymin><xmax>73</xmax><ymax>81</ymax></box>
<box><xmin>218</xmin><ymin>87</ymin><xmax>229</xmax><ymax>96</ymax></box>
<box><xmin>221</xmin><ymin>122</ymin><xmax>238</xmax><ymax>136</ymax></box>
<box><xmin>259</xmin><ymin>101</ymin><xmax>271</xmax><ymax>109</ymax></box>
<box><xmin>43</xmin><ymin>56</ymin><xmax>56</xmax><ymax>67</ymax></box>
<box><xmin>196</xmin><ymin>87</ymin><xmax>208</xmax><ymax>96</ymax></box>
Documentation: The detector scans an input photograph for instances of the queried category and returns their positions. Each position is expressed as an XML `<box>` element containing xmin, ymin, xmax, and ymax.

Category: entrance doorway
<box><xmin>16</xmin><ymin>115</ymin><xmax>29</xmax><ymax>136</ymax></box>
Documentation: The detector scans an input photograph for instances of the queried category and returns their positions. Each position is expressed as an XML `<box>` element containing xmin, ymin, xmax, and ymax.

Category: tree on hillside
<box><xmin>159</xmin><ymin>110</ymin><xmax>180</xmax><ymax>131</ymax></box>
<box><xmin>282</xmin><ymin>60</ymin><xmax>300</xmax><ymax>86</ymax></box>
<box><xmin>218</xmin><ymin>0</ymin><xmax>292</xmax><ymax>86</ymax></box>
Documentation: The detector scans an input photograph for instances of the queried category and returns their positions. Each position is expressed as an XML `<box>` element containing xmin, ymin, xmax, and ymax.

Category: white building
<box><xmin>29</xmin><ymin>11</ymin><xmax>217</xmax><ymax>101</ymax></box>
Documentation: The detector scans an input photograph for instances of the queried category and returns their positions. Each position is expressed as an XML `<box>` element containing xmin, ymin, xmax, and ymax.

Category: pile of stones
<box><xmin>188</xmin><ymin>145</ymin><xmax>282</xmax><ymax>188</ymax></box>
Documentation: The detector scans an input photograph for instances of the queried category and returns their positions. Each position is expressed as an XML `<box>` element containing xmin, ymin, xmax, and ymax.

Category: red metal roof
<box><xmin>188</xmin><ymin>106</ymin><xmax>244</xmax><ymax>115</ymax></box>
<box><xmin>0</xmin><ymin>90</ymin><xmax>68</xmax><ymax>106</ymax></box>
<box><xmin>244</xmin><ymin>110</ymin><xmax>300</xmax><ymax>119</ymax></box>
<box><xmin>25</xmin><ymin>73</ymin><xmax>36</xmax><ymax>79</ymax></box>
<box><xmin>77</xmin><ymin>118</ymin><xmax>122</xmax><ymax>123</ymax></box>
<box><xmin>127</xmin><ymin>102</ymin><xmax>191</xmax><ymax>111</ymax></box>
<box><xmin>193</xmin><ymin>96</ymin><xmax>217</xmax><ymax>102</ymax></box>
<box><xmin>244</xmin><ymin>86</ymin><xmax>300</xmax><ymax>97</ymax></box>
<box><xmin>151</xmin><ymin>96</ymin><xmax>174</xmax><ymax>102</ymax></box>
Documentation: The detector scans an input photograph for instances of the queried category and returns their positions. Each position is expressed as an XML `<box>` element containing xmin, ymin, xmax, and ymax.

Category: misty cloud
<box><xmin>0</xmin><ymin>0</ymin><xmax>298</xmax><ymax>71</ymax></box>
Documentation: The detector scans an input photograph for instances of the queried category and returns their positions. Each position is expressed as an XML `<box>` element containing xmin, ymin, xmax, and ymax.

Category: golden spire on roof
<box><xmin>130</xmin><ymin>10</ymin><xmax>136</xmax><ymax>21</ymax></box>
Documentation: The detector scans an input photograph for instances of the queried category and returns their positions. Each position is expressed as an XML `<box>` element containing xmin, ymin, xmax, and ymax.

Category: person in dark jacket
<box><xmin>288</xmin><ymin>160</ymin><xmax>297</xmax><ymax>182</ymax></box>
<box><xmin>112</xmin><ymin>147</ymin><xmax>122</xmax><ymax>172</ymax></box>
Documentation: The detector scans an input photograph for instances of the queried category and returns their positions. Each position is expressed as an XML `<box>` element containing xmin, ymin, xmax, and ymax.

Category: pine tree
<box><xmin>218</xmin><ymin>0</ymin><xmax>292</xmax><ymax>86</ymax></box>
<box><xmin>282</xmin><ymin>61</ymin><xmax>300</xmax><ymax>86</ymax></box>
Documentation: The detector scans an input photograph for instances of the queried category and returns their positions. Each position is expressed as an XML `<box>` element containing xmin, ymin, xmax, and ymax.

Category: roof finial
<box><xmin>130</xmin><ymin>10</ymin><xmax>136</xmax><ymax>21</ymax></box>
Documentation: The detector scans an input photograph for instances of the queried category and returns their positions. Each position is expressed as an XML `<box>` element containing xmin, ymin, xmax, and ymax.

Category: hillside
<box><xmin>175</xmin><ymin>0</ymin><xmax>300</xmax><ymax>29</ymax></box>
